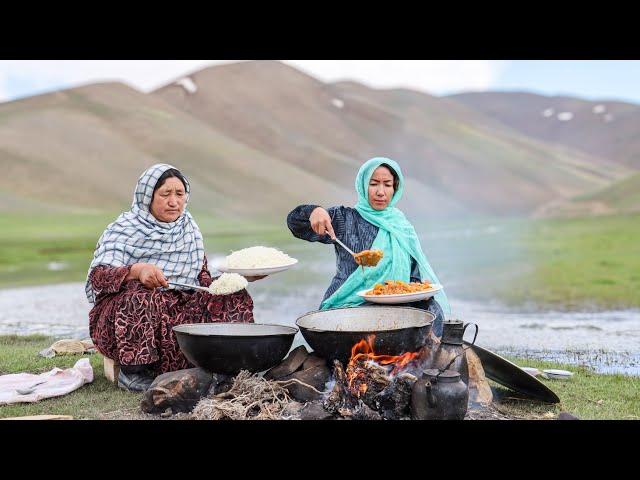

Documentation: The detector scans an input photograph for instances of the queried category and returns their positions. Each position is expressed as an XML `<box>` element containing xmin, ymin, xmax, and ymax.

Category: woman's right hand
<box><xmin>310</xmin><ymin>207</ymin><xmax>336</xmax><ymax>239</ymax></box>
<box><xmin>127</xmin><ymin>263</ymin><xmax>169</xmax><ymax>289</ymax></box>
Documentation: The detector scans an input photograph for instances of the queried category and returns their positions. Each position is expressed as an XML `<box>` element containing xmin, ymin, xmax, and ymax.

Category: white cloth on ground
<box><xmin>0</xmin><ymin>358</ymin><xmax>93</xmax><ymax>405</ymax></box>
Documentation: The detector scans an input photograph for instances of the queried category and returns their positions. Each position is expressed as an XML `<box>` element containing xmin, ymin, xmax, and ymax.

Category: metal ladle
<box><xmin>329</xmin><ymin>235</ymin><xmax>382</xmax><ymax>267</ymax></box>
<box><xmin>167</xmin><ymin>281</ymin><xmax>212</xmax><ymax>293</ymax></box>
<box><xmin>332</xmin><ymin>236</ymin><xmax>356</xmax><ymax>257</ymax></box>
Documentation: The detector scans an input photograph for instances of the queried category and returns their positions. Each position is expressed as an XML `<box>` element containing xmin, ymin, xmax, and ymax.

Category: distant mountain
<box><xmin>326</xmin><ymin>82</ymin><xmax>631</xmax><ymax>215</ymax></box>
<box><xmin>154</xmin><ymin>61</ymin><xmax>630</xmax><ymax>218</ymax></box>
<box><xmin>0</xmin><ymin>61</ymin><xmax>635</xmax><ymax>222</ymax></box>
<box><xmin>448</xmin><ymin>91</ymin><xmax>640</xmax><ymax>169</ymax></box>
<box><xmin>0</xmin><ymin>80</ymin><xmax>352</xmax><ymax>220</ymax></box>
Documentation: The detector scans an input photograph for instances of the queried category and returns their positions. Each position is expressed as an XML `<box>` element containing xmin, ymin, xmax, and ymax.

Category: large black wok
<box><xmin>296</xmin><ymin>306</ymin><xmax>434</xmax><ymax>365</ymax></box>
<box><xmin>173</xmin><ymin>323</ymin><xmax>298</xmax><ymax>375</ymax></box>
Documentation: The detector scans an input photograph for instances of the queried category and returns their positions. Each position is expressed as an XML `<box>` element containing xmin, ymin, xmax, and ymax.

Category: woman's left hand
<box><xmin>245</xmin><ymin>275</ymin><xmax>268</xmax><ymax>282</ymax></box>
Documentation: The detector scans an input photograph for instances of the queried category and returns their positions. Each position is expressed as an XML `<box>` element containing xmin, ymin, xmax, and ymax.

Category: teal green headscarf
<box><xmin>320</xmin><ymin>157</ymin><xmax>450</xmax><ymax>315</ymax></box>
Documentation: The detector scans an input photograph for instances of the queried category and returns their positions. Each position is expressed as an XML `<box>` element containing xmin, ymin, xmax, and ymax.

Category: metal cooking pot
<box><xmin>173</xmin><ymin>323</ymin><xmax>298</xmax><ymax>375</ymax></box>
<box><xmin>296</xmin><ymin>306</ymin><xmax>434</xmax><ymax>365</ymax></box>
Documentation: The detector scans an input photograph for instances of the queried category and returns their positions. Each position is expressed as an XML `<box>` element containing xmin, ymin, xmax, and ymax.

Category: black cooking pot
<box><xmin>296</xmin><ymin>306</ymin><xmax>434</xmax><ymax>365</ymax></box>
<box><xmin>173</xmin><ymin>323</ymin><xmax>298</xmax><ymax>375</ymax></box>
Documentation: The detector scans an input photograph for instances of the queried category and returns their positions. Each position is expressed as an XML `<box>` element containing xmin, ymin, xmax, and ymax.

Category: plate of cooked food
<box><xmin>216</xmin><ymin>246</ymin><xmax>298</xmax><ymax>276</ymax></box>
<box><xmin>356</xmin><ymin>280</ymin><xmax>443</xmax><ymax>304</ymax></box>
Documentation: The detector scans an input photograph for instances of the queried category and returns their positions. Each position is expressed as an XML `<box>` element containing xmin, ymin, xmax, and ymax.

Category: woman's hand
<box><xmin>309</xmin><ymin>207</ymin><xmax>336</xmax><ymax>239</ymax></box>
<box><xmin>127</xmin><ymin>263</ymin><xmax>169</xmax><ymax>289</ymax></box>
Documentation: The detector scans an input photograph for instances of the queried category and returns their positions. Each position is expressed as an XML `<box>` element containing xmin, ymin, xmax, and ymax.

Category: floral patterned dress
<box><xmin>88</xmin><ymin>256</ymin><xmax>254</xmax><ymax>374</ymax></box>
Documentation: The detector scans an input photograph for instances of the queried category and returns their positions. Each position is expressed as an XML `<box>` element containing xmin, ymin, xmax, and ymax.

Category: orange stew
<box><xmin>354</xmin><ymin>249</ymin><xmax>384</xmax><ymax>267</ymax></box>
<box><xmin>366</xmin><ymin>280</ymin><xmax>433</xmax><ymax>295</ymax></box>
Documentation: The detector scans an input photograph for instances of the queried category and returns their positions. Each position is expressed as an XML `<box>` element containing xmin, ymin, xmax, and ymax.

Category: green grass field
<box><xmin>496</xmin><ymin>355</ymin><xmax>640</xmax><ymax>420</ymax></box>
<box><xmin>0</xmin><ymin>335</ymin><xmax>141</xmax><ymax>419</ymax></box>
<box><xmin>0</xmin><ymin>211</ymin><xmax>638</xmax><ymax>309</ymax></box>
<box><xmin>0</xmin><ymin>211</ymin><xmax>281</xmax><ymax>289</ymax></box>
<box><xmin>0</xmin><ymin>335</ymin><xmax>637</xmax><ymax>420</ymax></box>
<box><xmin>503</xmin><ymin>213</ymin><xmax>640</xmax><ymax>309</ymax></box>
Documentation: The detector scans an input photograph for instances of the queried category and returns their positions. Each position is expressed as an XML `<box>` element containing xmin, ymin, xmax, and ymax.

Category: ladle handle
<box><xmin>332</xmin><ymin>236</ymin><xmax>356</xmax><ymax>256</ymax></box>
<box><xmin>168</xmin><ymin>281</ymin><xmax>211</xmax><ymax>293</ymax></box>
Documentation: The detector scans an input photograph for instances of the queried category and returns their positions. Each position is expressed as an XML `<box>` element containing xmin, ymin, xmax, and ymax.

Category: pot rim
<box><xmin>296</xmin><ymin>306</ymin><xmax>434</xmax><ymax>333</ymax></box>
<box><xmin>173</xmin><ymin>322</ymin><xmax>299</xmax><ymax>338</ymax></box>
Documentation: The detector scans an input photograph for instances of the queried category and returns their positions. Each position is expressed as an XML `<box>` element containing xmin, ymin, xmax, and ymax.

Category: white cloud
<box><xmin>0</xmin><ymin>60</ymin><xmax>508</xmax><ymax>103</ymax></box>
<box><xmin>283</xmin><ymin>60</ymin><xmax>509</xmax><ymax>95</ymax></box>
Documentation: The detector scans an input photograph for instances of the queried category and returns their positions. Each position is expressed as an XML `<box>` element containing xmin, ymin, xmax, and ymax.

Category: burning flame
<box><xmin>346</xmin><ymin>334</ymin><xmax>423</xmax><ymax>398</ymax></box>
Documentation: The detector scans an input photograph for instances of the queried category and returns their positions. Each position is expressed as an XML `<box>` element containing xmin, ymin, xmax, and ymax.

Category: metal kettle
<box><xmin>430</xmin><ymin>320</ymin><xmax>478</xmax><ymax>384</ymax></box>
<box><xmin>410</xmin><ymin>368</ymin><xmax>469</xmax><ymax>420</ymax></box>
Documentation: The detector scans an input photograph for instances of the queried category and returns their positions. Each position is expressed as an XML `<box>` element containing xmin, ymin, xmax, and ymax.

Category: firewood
<box><xmin>323</xmin><ymin>360</ymin><xmax>358</xmax><ymax>415</ymax></box>
<box><xmin>140</xmin><ymin>368</ymin><xmax>213</xmax><ymax>414</ymax></box>
<box><xmin>1</xmin><ymin>415</ymin><xmax>74</xmax><ymax>420</ymax></box>
<box><xmin>346</xmin><ymin>355</ymin><xmax>391</xmax><ymax>399</ymax></box>
<box><xmin>465</xmin><ymin>349</ymin><xmax>493</xmax><ymax>405</ymax></box>
<box><xmin>357</xmin><ymin>361</ymin><xmax>392</xmax><ymax>407</ymax></box>
<box><xmin>374</xmin><ymin>372</ymin><xmax>417</xmax><ymax>419</ymax></box>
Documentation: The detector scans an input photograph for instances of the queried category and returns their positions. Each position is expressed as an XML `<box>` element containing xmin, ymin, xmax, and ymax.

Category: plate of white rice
<box><xmin>217</xmin><ymin>246</ymin><xmax>298</xmax><ymax>276</ymax></box>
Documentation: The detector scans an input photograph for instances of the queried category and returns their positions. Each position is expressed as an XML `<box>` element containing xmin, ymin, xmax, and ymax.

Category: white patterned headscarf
<box><xmin>85</xmin><ymin>163</ymin><xmax>205</xmax><ymax>304</ymax></box>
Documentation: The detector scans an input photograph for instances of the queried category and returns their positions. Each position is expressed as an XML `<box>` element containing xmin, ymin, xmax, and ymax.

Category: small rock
<box><xmin>160</xmin><ymin>408</ymin><xmax>172</xmax><ymax>418</ymax></box>
<box><xmin>208</xmin><ymin>373</ymin><xmax>232</xmax><ymax>396</ymax></box>
<box><xmin>264</xmin><ymin>345</ymin><xmax>309</xmax><ymax>380</ymax></box>
<box><xmin>281</xmin><ymin>364</ymin><xmax>330</xmax><ymax>402</ymax></box>
<box><xmin>303</xmin><ymin>354</ymin><xmax>327</xmax><ymax>370</ymax></box>
<box><xmin>281</xmin><ymin>401</ymin><xmax>304</xmax><ymax>419</ymax></box>
<box><xmin>353</xmin><ymin>402</ymin><xmax>383</xmax><ymax>420</ymax></box>
<box><xmin>38</xmin><ymin>347</ymin><xmax>56</xmax><ymax>359</ymax></box>
<box><xmin>558</xmin><ymin>412</ymin><xmax>580</xmax><ymax>420</ymax></box>
<box><xmin>299</xmin><ymin>401</ymin><xmax>334</xmax><ymax>420</ymax></box>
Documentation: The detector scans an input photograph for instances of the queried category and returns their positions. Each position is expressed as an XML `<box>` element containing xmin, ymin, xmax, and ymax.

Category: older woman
<box><xmin>86</xmin><ymin>163</ymin><xmax>255</xmax><ymax>392</ymax></box>
<box><xmin>287</xmin><ymin>157</ymin><xmax>450</xmax><ymax>337</ymax></box>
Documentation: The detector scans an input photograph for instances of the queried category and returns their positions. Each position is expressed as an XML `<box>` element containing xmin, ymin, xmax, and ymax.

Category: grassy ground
<box><xmin>0</xmin><ymin>211</ymin><xmax>638</xmax><ymax>309</ymax></box>
<box><xmin>0</xmin><ymin>335</ymin><xmax>141</xmax><ymax>419</ymax></box>
<box><xmin>505</xmin><ymin>213</ymin><xmax>640</xmax><ymax>309</ymax></box>
<box><xmin>494</xmin><ymin>356</ymin><xmax>640</xmax><ymax>420</ymax></box>
<box><xmin>417</xmin><ymin>213</ymin><xmax>640</xmax><ymax>310</ymax></box>
<box><xmin>1</xmin><ymin>335</ymin><xmax>638</xmax><ymax>420</ymax></box>
<box><xmin>0</xmin><ymin>211</ymin><xmax>280</xmax><ymax>289</ymax></box>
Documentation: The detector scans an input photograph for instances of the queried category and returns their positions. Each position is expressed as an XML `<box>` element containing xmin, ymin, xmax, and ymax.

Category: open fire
<box><xmin>346</xmin><ymin>334</ymin><xmax>426</xmax><ymax>399</ymax></box>
<box><xmin>180</xmin><ymin>333</ymin><xmax>492</xmax><ymax>420</ymax></box>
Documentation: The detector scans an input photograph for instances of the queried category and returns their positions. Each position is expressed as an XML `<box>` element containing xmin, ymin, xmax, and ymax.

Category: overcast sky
<box><xmin>1</xmin><ymin>60</ymin><xmax>639</xmax><ymax>104</ymax></box>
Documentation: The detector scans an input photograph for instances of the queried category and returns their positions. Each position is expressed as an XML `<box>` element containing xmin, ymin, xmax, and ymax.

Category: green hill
<box><xmin>0</xmin><ymin>80</ymin><xmax>352</xmax><ymax>222</ymax></box>
<box><xmin>0</xmin><ymin>60</ymin><xmax>634</xmax><ymax>222</ymax></box>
